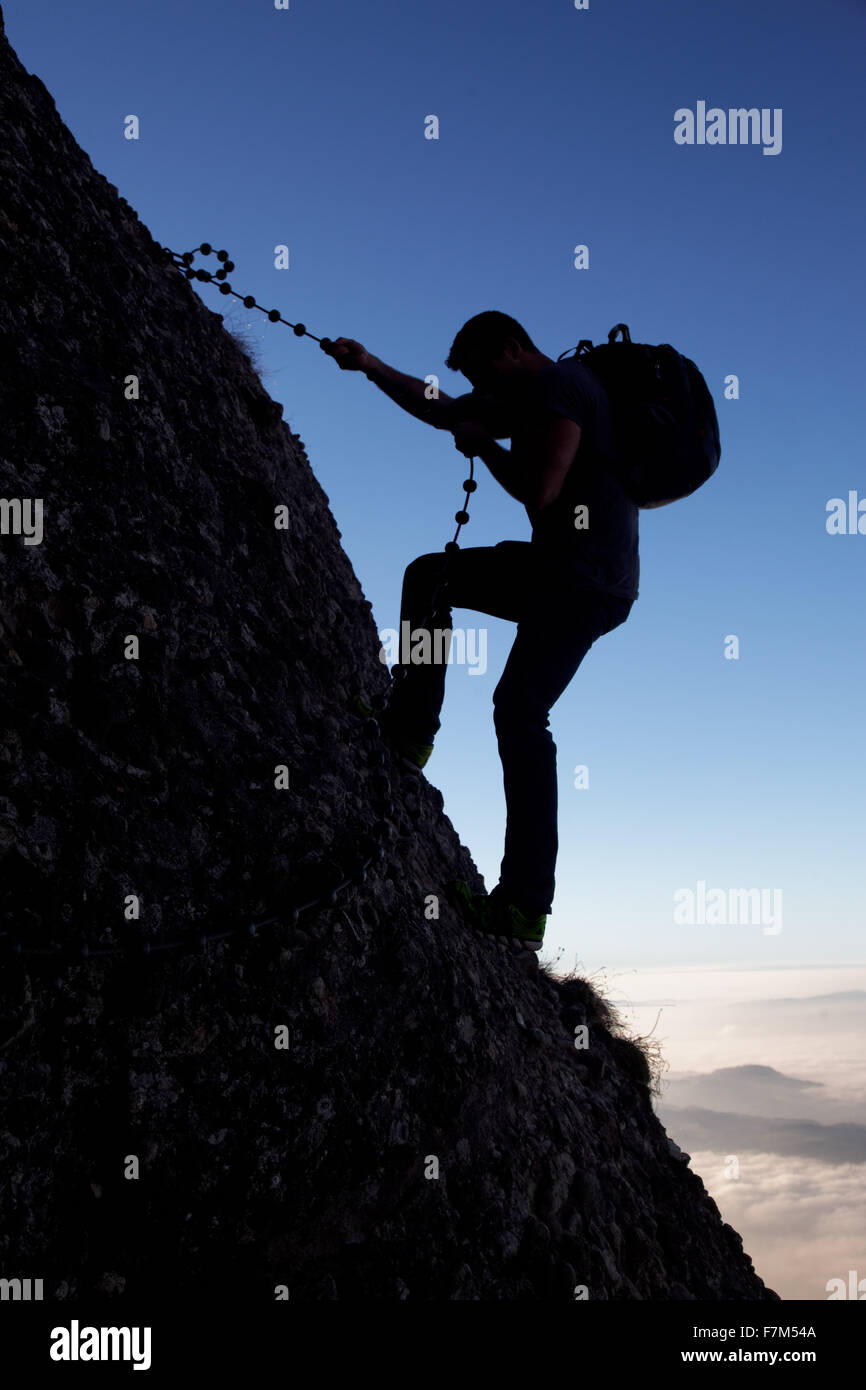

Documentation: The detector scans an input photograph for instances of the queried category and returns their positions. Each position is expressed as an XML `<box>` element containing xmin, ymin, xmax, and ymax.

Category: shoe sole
<box><xmin>395</xmin><ymin>753</ymin><xmax>425</xmax><ymax>776</ymax></box>
<box><xmin>482</xmin><ymin>927</ymin><xmax>544</xmax><ymax>952</ymax></box>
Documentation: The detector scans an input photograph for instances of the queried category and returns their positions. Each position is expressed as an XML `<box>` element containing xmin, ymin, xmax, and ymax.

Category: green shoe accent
<box><xmin>450</xmin><ymin>879</ymin><xmax>477</xmax><ymax>917</ymax></box>
<box><xmin>351</xmin><ymin>693</ymin><xmax>433</xmax><ymax>770</ymax></box>
<box><xmin>389</xmin><ymin>732</ymin><xmax>434</xmax><ymax>769</ymax></box>
<box><xmin>449</xmin><ymin>880</ymin><xmax>546</xmax><ymax>947</ymax></box>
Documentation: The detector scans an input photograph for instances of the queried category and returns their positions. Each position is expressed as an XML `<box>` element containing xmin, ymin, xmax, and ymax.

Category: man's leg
<box><xmin>386</xmin><ymin>541</ymin><xmax>530</xmax><ymax>745</ymax></box>
<box><xmin>493</xmin><ymin>583</ymin><xmax>633</xmax><ymax>917</ymax></box>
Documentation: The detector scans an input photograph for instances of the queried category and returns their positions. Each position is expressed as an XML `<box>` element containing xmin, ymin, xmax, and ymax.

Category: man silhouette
<box><xmin>324</xmin><ymin>311</ymin><xmax>638</xmax><ymax>948</ymax></box>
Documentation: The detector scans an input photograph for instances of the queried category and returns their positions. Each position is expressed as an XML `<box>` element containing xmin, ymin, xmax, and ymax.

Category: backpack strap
<box><xmin>557</xmin><ymin>323</ymin><xmax>632</xmax><ymax>361</ymax></box>
<box><xmin>557</xmin><ymin>338</ymin><xmax>595</xmax><ymax>362</ymax></box>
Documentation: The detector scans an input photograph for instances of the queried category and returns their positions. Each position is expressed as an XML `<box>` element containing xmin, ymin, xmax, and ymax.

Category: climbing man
<box><xmin>323</xmin><ymin>311</ymin><xmax>638</xmax><ymax>950</ymax></box>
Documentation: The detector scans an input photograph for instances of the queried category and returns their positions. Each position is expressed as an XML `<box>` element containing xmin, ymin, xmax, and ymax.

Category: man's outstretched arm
<box><xmin>322</xmin><ymin>336</ymin><xmax>463</xmax><ymax>429</ymax></box>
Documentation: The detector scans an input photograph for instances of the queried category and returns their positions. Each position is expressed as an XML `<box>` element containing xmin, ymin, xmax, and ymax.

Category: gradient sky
<box><xmin>4</xmin><ymin>0</ymin><xmax>864</xmax><ymax>1298</ymax></box>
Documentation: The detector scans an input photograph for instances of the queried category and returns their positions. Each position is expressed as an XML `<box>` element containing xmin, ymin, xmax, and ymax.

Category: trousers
<box><xmin>386</xmin><ymin>539</ymin><xmax>634</xmax><ymax>915</ymax></box>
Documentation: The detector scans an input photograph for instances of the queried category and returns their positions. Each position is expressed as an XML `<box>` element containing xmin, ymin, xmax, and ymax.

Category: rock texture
<box><xmin>0</xmin><ymin>5</ymin><xmax>777</xmax><ymax>1300</ymax></box>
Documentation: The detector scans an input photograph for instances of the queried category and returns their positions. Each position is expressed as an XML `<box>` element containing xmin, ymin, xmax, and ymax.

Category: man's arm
<box><xmin>364</xmin><ymin>354</ymin><xmax>465</xmax><ymax>429</ymax></box>
<box><xmin>518</xmin><ymin>414</ymin><xmax>582</xmax><ymax>509</ymax></box>
<box><xmin>454</xmin><ymin>413</ymin><xmax>582</xmax><ymax>510</ymax></box>
<box><xmin>322</xmin><ymin>337</ymin><xmax>462</xmax><ymax>429</ymax></box>
<box><xmin>452</xmin><ymin>425</ymin><xmax>526</xmax><ymax>503</ymax></box>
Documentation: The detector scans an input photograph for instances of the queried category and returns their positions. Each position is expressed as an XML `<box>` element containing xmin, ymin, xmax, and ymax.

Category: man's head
<box><xmin>445</xmin><ymin>311</ymin><xmax>550</xmax><ymax>395</ymax></box>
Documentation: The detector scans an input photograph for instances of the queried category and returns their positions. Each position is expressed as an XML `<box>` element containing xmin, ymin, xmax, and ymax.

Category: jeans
<box><xmin>386</xmin><ymin>540</ymin><xmax>634</xmax><ymax>915</ymax></box>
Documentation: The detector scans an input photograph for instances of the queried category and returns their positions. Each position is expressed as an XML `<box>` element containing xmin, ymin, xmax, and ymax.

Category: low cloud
<box><xmin>685</xmin><ymin>1149</ymin><xmax>866</xmax><ymax>1301</ymax></box>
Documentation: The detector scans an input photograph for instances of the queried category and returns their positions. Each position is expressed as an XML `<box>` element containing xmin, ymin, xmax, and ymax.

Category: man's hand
<box><xmin>322</xmin><ymin>337</ymin><xmax>370</xmax><ymax>372</ymax></box>
<box><xmin>451</xmin><ymin>420</ymin><xmax>496</xmax><ymax>459</ymax></box>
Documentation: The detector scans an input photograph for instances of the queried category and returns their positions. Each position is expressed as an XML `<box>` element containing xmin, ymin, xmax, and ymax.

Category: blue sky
<box><xmin>5</xmin><ymin>0</ymin><xmax>863</xmax><ymax>970</ymax></box>
<box><xmin>5</xmin><ymin>0</ymin><xmax>866</xmax><ymax>1302</ymax></box>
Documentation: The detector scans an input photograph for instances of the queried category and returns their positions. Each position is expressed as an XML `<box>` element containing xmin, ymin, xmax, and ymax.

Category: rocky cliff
<box><xmin>0</xmin><ymin>5</ymin><xmax>777</xmax><ymax>1301</ymax></box>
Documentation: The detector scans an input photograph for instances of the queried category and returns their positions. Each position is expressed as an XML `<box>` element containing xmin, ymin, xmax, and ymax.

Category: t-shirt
<box><xmin>515</xmin><ymin>359</ymin><xmax>640</xmax><ymax>601</ymax></box>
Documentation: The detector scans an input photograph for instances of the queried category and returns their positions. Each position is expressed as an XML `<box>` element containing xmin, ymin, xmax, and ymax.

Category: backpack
<box><xmin>557</xmin><ymin>324</ymin><xmax>721</xmax><ymax>509</ymax></box>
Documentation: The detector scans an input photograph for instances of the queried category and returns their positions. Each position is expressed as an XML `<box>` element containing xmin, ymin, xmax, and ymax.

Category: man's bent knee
<box><xmin>405</xmin><ymin>552</ymin><xmax>443</xmax><ymax>580</ymax></box>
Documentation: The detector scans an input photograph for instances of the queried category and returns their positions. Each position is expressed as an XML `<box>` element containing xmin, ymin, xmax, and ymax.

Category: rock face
<box><xmin>0</xmin><ymin>6</ymin><xmax>777</xmax><ymax>1300</ymax></box>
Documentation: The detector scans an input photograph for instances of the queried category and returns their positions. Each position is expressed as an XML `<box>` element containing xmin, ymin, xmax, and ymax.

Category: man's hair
<box><xmin>445</xmin><ymin>311</ymin><xmax>540</xmax><ymax>373</ymax></box>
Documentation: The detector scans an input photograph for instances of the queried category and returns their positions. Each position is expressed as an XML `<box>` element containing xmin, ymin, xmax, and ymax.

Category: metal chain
<box><xmin>159</xmin><ymin>242</ymin><xmax>329</xmax><ymax>346</ymax></box>
<box><xmin>1</xmin><ymin>243</ymin><xmax>476</xmax><ymax>963</ymax></box>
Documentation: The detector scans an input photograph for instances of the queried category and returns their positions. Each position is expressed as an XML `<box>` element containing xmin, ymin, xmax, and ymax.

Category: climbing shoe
<box><xmin>352</xmin><ymin>693</ymin><xmax>434</xmax><ymax>772</ymax></box>
<box><xmin>448</xmin><ymin>880</ymin><xmax>547</xmax><ymax>950</ymax></box>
